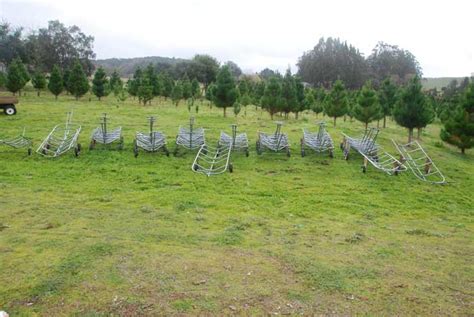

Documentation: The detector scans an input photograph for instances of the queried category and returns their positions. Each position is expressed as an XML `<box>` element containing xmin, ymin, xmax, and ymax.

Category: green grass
<box><xmin>0</xmin><ymin>91</ymin><xmax>473</xmax><ymax>315</ymax></box>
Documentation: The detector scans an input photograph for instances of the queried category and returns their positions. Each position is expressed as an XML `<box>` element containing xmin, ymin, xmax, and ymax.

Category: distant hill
<box><xmin>94</xmin><ymin>56</ymin><xmax>189</xmax><ymax>77</ymax></box>
<box><xmin>421</xmin><ymin>77</ymin><xmax>469</xmax><ymax>90</ymax></box>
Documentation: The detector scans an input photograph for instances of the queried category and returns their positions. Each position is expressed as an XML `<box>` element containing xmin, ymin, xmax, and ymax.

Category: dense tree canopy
<box><xmin>297</xmin><ymin>37</ymin><xmax>368</xmax><ymax>89</ymax></box>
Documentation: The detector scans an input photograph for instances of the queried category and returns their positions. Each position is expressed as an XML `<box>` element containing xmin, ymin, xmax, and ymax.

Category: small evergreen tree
<box><xmin>109</xmin><ymin>70</ymin><xmax>123</xmax><ymax>91</ymax></box>
<box><xmin>145</xmin><ymin>63</ymin><xmax>160</xmax><ymax>97</ymax></box>
<box><xmin>238</xmin><ymin>80</ymin><xmax>249</xmax><ymax>96</ymax></box>
<box><xmin>161</xmin><ymin>72</ymin><xmax>174</xmax><ymax>100</ymax></box>
<box><xmin>294</xmin><ymin>76</ymin><xmax>305</xmax><ymax>119</ymax></box>
<box><xmin>353</xmin><ymin>81</ymin><xmax>381</xmax><ymax>130</ymax></box>
<box><xmin>92</xmin><ymin>67</ymin><xmax>109</xmax><ymax>100</ymax></box>
<box><xmin>302</xmin><ymin>89</ymin><xmax>317</xmax><ymax>115</ymax></box>
<box><xmin>127</xmin><ymin>67</ymin><xmax>142</xmax><ymax>100</ymax></box>
<box><xmin>281</xmin><ymin>69</ymin><xmax>297</xmax><ymax>119</ymax></box>
<box><xmin>324</xmin><ymin>80</ymin><xmax>348</xmax><ymax>127</ymax></box>
<box><xmin>138</xmin><ymin>78</ymin><xmax>153</xmax><ymax>105</ymax></box>
<box><xmin>214</xmin><ymin>65</ymin><xmax>239</xmax><ymax>117</ymax></box>
<box><xmin>205</xmin><ymin>83</ymin><xmax>216</xmax><ymax>107</ymax></box>
<box><xmin>0</xmin><ymin>71</ymin><xmax>6</xmax><ymax>88</ymax></box>
<box><xmin>239</xmin><ymin>93</ymin><xmax>252</xmax><ymax>116</ymax></box>
<box><xmin>32</xmin><ymin>71</ymin><xmax>47</xmax><ymax>96</ymax></box>
<box><xmin>69</xmin><ymin>60</ymin><xmax>90</xmax><ymax>100</ymax></box>
<box><xmin>393</xmin><ymin>76</ymin><xmax>433</xmax><ymax>143</ymax></box>
<box><xmin>181</xmin><ymin>75</ymin><xmax>193</xmax><ymax>100</ymax></box>
<box><xmin>6</xmin><ymin>58</ymin><xmax>28</xmax><ymax>95</ymax></box>
<box><xmin>378</xmin><ymin>78</ymin><xmax>398</xmax><ymax>128</ymax></box>
<box><xmin>191</xmin><ymin>78</ymin><xmax>200</xmax><ymax>98</ymax></box>
<box><xmin>440</xmin><ymin>83</ymin><xmax>474</xmax><ymax>154</ymax></box>
<box><xmin>17</xmin><ymin>59</ymin><xmax>30</xmax><ymax>94</ymax></box>
<box><xmin>48</xmin><ymin>65</ymin><xmax>63</xmax><ymax>99</ymax></box>
<box><xmin>253</xmin><ymin>81</ymin><xmax>266</xmax><ymax>108</ymax></box>
<box><xmin>171</xmin><ymin>81</ymin><xmax>183</xmax><ymax>106</ymax></box>
<box><xmin>233</xmin><ymin>101</ymin><xmax>241</xmax><ymax>117</ymax></box>
<box><xmin>261</xmin><ymin>77</ymin><xmax>283</xmax><ymax>120</ymax></box>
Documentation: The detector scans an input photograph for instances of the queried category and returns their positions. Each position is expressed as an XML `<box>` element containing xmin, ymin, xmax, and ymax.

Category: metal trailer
<box><xmin>341</xmin><ymin>128</ymin><xmax>405</xmax><ymax>175</ymax></box>
<box><xmin>392</xmin><ymin>139</ymin><xmax>446</xmax><ymax>184</ymax></box>
<box><xmin>89</xmin><ymin>113</ymin><xmax>124</xmax><ymax>150</ymax></box>
<box><xmin>174</xmin><ymin>117</ymin><xmax>206</xmax><ymax>155</ymax></box>
<box><xmin>218</xmin><ymin>124</ymin><xmax>249</xmax><ymax>156</ymax></box>
<box><xmin>37</xmin><ymin>112</ymin><xmax>82</xmax><ymax>157</ymax></box>
<box><xmin>133</xmin><ymin>116</ymin><xmax>169</xmax><ymax>157</ymax></box>
<box><xmin>301</xmin><ymin>121</ymin><xmax>334</xmax><ymax>157</ymax></box>
<box><xmin>192</xmin><ymin>143</ymin><xmax>233</xmax><ymax>176</ymax></box>
<box><xmin>0</xmin><ymin>127</ymin><xmax>32</xmax><ymax>155</ymax></box>
<box><xmin>256</xmin><ymin>121</ymin><xmax>290</xmax><ymax>157</ymax></box>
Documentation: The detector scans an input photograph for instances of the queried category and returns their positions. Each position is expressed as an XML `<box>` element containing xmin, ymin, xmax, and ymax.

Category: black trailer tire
<box><xmin>4</xmin><ymin>105</ymin><xmax>17</xmax><ymax>116</ymax></box>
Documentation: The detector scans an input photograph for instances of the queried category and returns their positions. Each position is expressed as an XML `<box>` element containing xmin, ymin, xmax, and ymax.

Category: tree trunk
<box><xmin>408</xmin><ymin>128</ymin><xmax>413</xmax><ymax>143</ymax></box>
<box><xmin>295</xmin><ymin>111</ymin><xmax>299</xmax><ymax>119</ymax></box>
<box><xmin>365</xmin><ymin>122</ymin><xmax>368</xmax><ymax>131</ymax></box>
<box><xmin>383</xmin><ymin>116</ymin><xmax>386</xmax><ymax>128</ymax></box>
<box><xmin>377</xmin><ymin>120</ymin><xmax>380</xmax><ymax>128</ymax></box>
<box><xmin>223</xmin><ymin>107</ymin><xmax>227</xmax><ymax>117</ymax></box>
<box><xmin>333</xmin><ymin>117</ymin><xmax>337</xmax><ymax>127</ymax></box>
<box><xmin>55</xmin><ymin>95</ymin><xmax>58</xmax><ymax>100</ymax></box>
<box><xmin>271</xmin><ymin>112</ymin><xmax>274</xmax><ymax>120</ymax></box>
<box><xmin>461</xmin><ymin>147</ymin><xmax>465</xmax><ymax>154</ymax></box>
<box><xmin>417</xmin><ymin>127</ymin><xmax>421</xmax><ymax>140</ymax></box>
<box><xmin>344</xmin><ymin>114</ymin><xmax>346</xmax><ymax>122</ymax></box>
<box><xmin>98</xmin><ymin>96</ymin><xmax>101</xmax><ymax>101</ymax></box>
<box><xmin>37</xmin><ymin>90</ymin><xmax>40</xmax><ymax>97</ymax></box>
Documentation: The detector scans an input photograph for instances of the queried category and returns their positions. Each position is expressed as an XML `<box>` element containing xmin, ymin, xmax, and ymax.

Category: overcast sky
<box><xmin>1</xmin><ymin>0</ymin><xmax>473</xmax><ymax>77</ymax></box>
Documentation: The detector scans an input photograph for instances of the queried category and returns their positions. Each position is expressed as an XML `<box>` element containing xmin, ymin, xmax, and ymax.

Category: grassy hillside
<box><xmin>0</xmin><ymin>92</ymin><xmax>472</xmax><ymax>315</ymax></box>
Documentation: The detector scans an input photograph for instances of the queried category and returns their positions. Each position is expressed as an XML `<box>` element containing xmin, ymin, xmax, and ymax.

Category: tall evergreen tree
<box><xmin>294</xmin><ymin>76</ymin><xmax>305</xmax><ymax>118</ymax></box>
<box><xmin>303</xmin><ymin>89</ymin><xmax>317</xmax><ymax>115</ymax></box>
<box><xmin>171</xmin><ymin>81</ymin><xmax>183</xmax><ymax>106</ymax></box>
<box><xmin>6</xmin><ymin>58</ymin><xmax>28</xmax><ymax>95</ymax></box>
<box><xmin>69</xmin><ymin>59</ymin><xmax>90</xmax><ymax>100</ymax></box>
<box><xmin>0</xmin><ymin>71</ymin><xmax>6</xmax><ymax>88</ymax></box>
<box><xmin>281</xmin><ymin>69</ymin><xmax>297</xmax><ymax>118</ymax></box>
<box><xmin>145</xmin><ymin>63</ymin><xmax>160</xmax><ymax>97</ymax></box>
<box><xmin>161</xmin><ymin>72</ymin><xmax>174</xmax><ymax>100</ymax></box>
<box><xmin>393</xmin><ymin>76</ymin><xmax>433</xmax><ymax>143</ymax></box>
<box><xmin>109</xmin><ymin>70</ymin><xmax>123</xmax><ymax>91</ymax></box>
<box><xmin>191</xmin><ymin>78</ymin><xmax>200</xmax><ymax>98</ymax></box>
<box><xmin>253</xmin><ymin>81</ymin><xmax>266</xmax><ymax>108</ymax></box>
<box><xmin>324</xmin><ymin>80</ymin><xmax>348</xmax><ymax>127</ymax></box>
<box><xmin>138</xmin><ymin>77</ymin><xmax>153</xmax><ymax>105</ymax></box>
<box><xmin>92</xmin><ymin>67</ymin><xmax>109</xmax><ymax>100</ymax></box>
<box><xmin>63</xmin><ymin>69</ymin><xmax>72</xmax><ymax>94</ymax></box>
<box><xmin>261</xmin><ymin>77</ymin><xmax>283</xmax><ymax>120</ymax></box>
<box><xmin>378</xmin><ymin>78</ymin><xmax>398</xmax><ymax>127</ymax></box>
<box><xmin>127</xmin><ymin>67</ymin><xmax>142</xmax><ymax>100</ymax></box>
<box><xmin>32</xmin><ymin>71</ymin><xmax>47</xmax><ymax>96</ymax></box>
<box><xmin>48</xmin><ymin>65</ymin><xmax>63</xmax><ymax>99</ymax></box>
<box><xmin>440</xmin><ymin>83</ymin><xmax>474</xmax><ymax>154</ymax></box>
<box><xmin>213</xmin><ymin>65</ymin><xmax>239</xmax><ymax>117</ymax></box>
<box><xmin>352</xmin><ymin>81</ymin><xmax>381</xmax><ymax>130</ymax></box>
<box><xmin>181</xmin><ymin>74</ymin><xmax>193</xmax><ymax>100</ymax></box>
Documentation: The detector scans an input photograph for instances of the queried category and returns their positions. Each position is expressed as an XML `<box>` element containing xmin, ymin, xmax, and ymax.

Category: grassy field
<box><xmin>0</xmin><ymin>91</ymin><xmax>473</xmax><ymax>316</ymax></box>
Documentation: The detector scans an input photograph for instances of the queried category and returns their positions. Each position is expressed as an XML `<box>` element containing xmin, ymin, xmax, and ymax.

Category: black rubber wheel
<box><xmin>164</xmin><ymin>147</ymin><xmax>170</xmax><ymax>157</ymax></box>
<box><xmin>301</xmin><ymin>149</ymin><xmax>305</xmax><ymax>157</ymax></box>
<box><xmin>362</xmin><ymin>165</ymin><xmax>367</xmax><ymax>173</ymax></box>
<box><xmin>286</xmin><ymin>149</ymin><xmax>291</xmax><ymax>157</ymax></box>
<box><xmin>27</xmin><ymin>148</ymin><xmax>32</xmax><ymax>156</ymax></box>
<box><xmin>173</xmin><ymin>147</ymin><xmax>179</xmax><ymax>156</ymax></box>
<box><xmin>74</xmin><ymin>147</ymin><xmax>79</xmax><ymax>157</ymax></box>
<box><xmin>344</xmin><ymin>151</ymin><xmax>349</xmax><ymax>160</ymax></box>
<box><xmin>192</xmin><ymin>163</ymin><xmax>198</xmax><ymax>171</ymax></box>
<box><xmin>89</xmin><ymin>140</ymin><xmax>95</xmax><ymax>150</ymax></box>
<box><xmin>245</xmin><ymin>149</ymin><xmax>249</xmax><ymax>157</ymax></box>
<box><xmin>329</xmin><ymin>150</ymin><xmax>334</xmax><ymax>158</ymax></box>
<box><xmin>256</xmin><ymin>140</ymin><xmax>262</xmax><ymax>155</ymax></box>
<box><xmin>340</xmin><ymin>142</ymin><xmax>344</xmax><ymax>151</ymax></box>
<box><xmin>118</xmin><ymin>137</ymin><xmax>124</xmax><ymax>150</ymax></box>
<box><xmin>202</xmin><ymin>146</ymin><xmax>208</xmax><ymax>155</ymax></box>
<box><xmin>228</xmin><ymin>163</ymin><xmax>233</xmax><ymax>173</ymax></box>
<box><xmin>4</xmin><ymin>105</ymin><xmax>17</xmax><ymax>116</ymax></box>
<box><xmin>77</xmin><ymin>143</ymin><xmax>82</xmax><ymax>153</ymax></box>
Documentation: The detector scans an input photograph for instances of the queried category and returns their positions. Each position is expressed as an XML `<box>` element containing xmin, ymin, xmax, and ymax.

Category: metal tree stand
<box><xmin>341</xmin><ymin>128</ymin><xmax>405</xmax><ymax>175</ymax></box>
<box><xmin>392</xmin><ymin>140</ymin><xmax>446</xmax><ymax>184</ymax></box>
<box><xmin>192</xmin><ymin>143</ymin><xmax>233</xmax><ymax>176</ymax></box>
<box><xmin>37</xmin><ymin>112</ymin><xmax>82</xmax><ymax>157</ymax></box>
<box><xmin>89</xmin><ymin>113</ymin><xmax>123</xmax><ymax>150</ymax></box>
<box><xmin>218</xmin><ymin>124</ymin><xmax>249</xmax><ymax>156</ymax></box>
<box><xmin>256</xmin><ymin>121</ymin><xmax>290</xmax><ymax>157</ymax></box>
<box><xmin>301</xmin><ymin>121</ymin><xmax>334</xmax><ymax>157</ymax></box>
<box><xmin>0</xmin><ymin>127</ymin><xmax>32</xmax><ymax>155</ymax></box>
<box><xmin>174</xmin><ymin>117</ymin><xmax>206</xmax><ymax>155</ymax></box>
<box><xmin>134</xmin><ymin>116</ymin><xmax>169</xmax><ymax>157</ymax></box>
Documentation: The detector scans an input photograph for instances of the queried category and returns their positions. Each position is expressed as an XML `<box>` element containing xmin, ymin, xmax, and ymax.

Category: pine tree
<box><xmin>281</xmin><ymin>69</ymin><xmax>297</xmax><ymax>118</ymax></box>
<box><xmin>238</xmin><ymin>80</ymin><xmax>249</xmax><ymax>96</ymax></box>
<box><xmin>205</xmin><ymin>83</ymin><xmax>216</xmax><ymax>107</ymax></box>
<box><xmin>145</xmin><ymin>63</ymin><xmax>160</xmax><ymax>97</ymax></box>
<box><xmin>352</xmin><ymin>81</ymin><xmax>381</xmax><ymax>130</ymax></box>
<box><xmin>181</xmin><ymin>74</ymin><xmax>193</xmax><ymax>100</ymax></box>
<box><xmin>0</xmin><ymin>72</ymin><xmax>6</xmax><ymax>88</ymax></box>
<box><xmin>440</xmin><ymin>83</ymin><xmax>474</xmax><ymax>154</ymax></box>
<box><xmin>253</xmin><ymin>81</ymin><xmax>266</xmax><ymax>108</ymax></box>
<box><xmin>294</xmin><ymin>76</ymin><xmax>305</xmax><ymax>119</ymax></box>
<box><xmin>109</xmin><ymin>70</ymin><xmax>123</xmax><ymax>91</ymax></box>
<box><xmin>127</xmin><ymin>67</ymin><xmax>142</xmax><ymax>100</ymax></box>
<box><xmin>138</xmin><ymin>77</ymin><xmax>153</xmax><ymax>105</ymax></box>
<box><xmin>69</xmin><ymin>60</ymin><xmax>90</xmax><ymax>100</ymax></box>
<box><xmin>233</xmin><ymin>101</ymin><xmax>241</xmax><ymax>117</ymax></box>
<box><xmin>324</xmin><ymin>80</ymin><xmax>348</xmax><ymax>127</ymax></box>
<box><xmin>161</xmin><ymin>72</ymin><xmax>174</xmax><ymax>100</ymax></box>
<box><xmin>239</xmin><ymin>93</ymin><xmax>252</xmax><ymax>116</ymax></box>
<box><xmin>214</xmin><ymin>65</ymin><xmax>239</xmax><ymax>117</ymax></box>
<box><xmin>48</xmin><ymin>65</ymin><xmax>63</xmax><ymax>99</ymax></box>
<box><xmin>32</xmin><ymin>71</ymin><xmax>47</xmax><ymax>96</ymax></box>
<box><xmin>171</xmin><ymin>81</ymin><xmax>183</xmax><ymax>106</ymax></box>
<box><xmin>191</xmin><ymin>78</ymin><xmax>200</xmax><ymax>98</ymax></box>
<box><xmin>6</xmin><ymin>58</ymin><xmax>28</xmax><ymax>95</ymax></box>
<box><xmin>261</xmin><ymin>77</ymin><xmax>283</xmax><ymax>120</ymax></box>
<box><xmin>393</xmin><ymin>76</ymin><xmax>433</xmax><ymax>143</ymax></box>
<box><xmin>92</xmin><ymin>67</ymin><xmax>109</xmax><ymax>100</ymax></box>
<box><xmin>378</xmin><ymin>78</ymin><xmax>398</xmax><ymax>128</ymax></box>
<box><xmin>302</xmin><ymin>89</ymin><xmax>317</xmax><ymax>115</ymax></box>
<box><xmin>17</xmin><ymin>59</ymin><xmax>30</xmax><ymax>94</ymax></box>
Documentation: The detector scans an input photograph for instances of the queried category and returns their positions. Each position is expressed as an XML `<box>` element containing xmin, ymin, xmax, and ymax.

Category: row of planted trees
<box><xmin>1</xmin><ymin>58</ymin><xmax>472</xmax><ymax>154</ymax></box>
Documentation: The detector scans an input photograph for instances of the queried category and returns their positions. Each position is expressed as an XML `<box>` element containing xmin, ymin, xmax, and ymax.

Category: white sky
<box><xmin>1</xmin><ymin>0</ymin><xmax>473</xmax><ymax>77</ymax></box>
